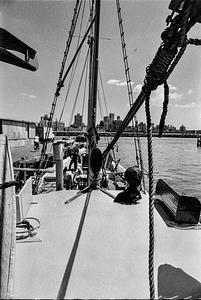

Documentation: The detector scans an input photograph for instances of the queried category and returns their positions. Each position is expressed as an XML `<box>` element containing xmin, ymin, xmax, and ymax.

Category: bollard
<box><xmin>53</xmin><ymin>141</ymin><xmax>63</xmax><ymax>191</ymax></box>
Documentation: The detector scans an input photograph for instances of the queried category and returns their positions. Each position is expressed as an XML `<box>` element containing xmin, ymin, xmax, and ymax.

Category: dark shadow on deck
<box><xmin>158</xmin><ymin>264</ymin><xmax>201</xmax><ymax>299</ymax></box>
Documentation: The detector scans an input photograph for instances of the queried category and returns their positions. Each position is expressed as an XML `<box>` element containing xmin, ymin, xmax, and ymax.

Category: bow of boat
<box><xmin>13</xmin><ymin>188</ymin><xmax>201</xmax><ymax>299</ymax></box>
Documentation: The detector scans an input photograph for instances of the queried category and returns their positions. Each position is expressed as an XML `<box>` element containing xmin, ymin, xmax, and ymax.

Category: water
<box><xmin>100</xmin><ymin>137</ymin><xmax>201</xmax><ymax>199</ymax></box>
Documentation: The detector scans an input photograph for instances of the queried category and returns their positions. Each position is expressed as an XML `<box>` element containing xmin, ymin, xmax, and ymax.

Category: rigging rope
<box><xmin>81</xmin><ymin>52</ymin><xmax>89</xmax><ymax>127</ymax></box>
<box><xmin>69</xmin><ymin>49</ymin><xmax>89</xmax><ymax>126</ymax></box>
<box><xmin>59</xmin><ymin>0</ymin><xmax>87</xmax><ymax>123</ymax></box>
<box><xmin>103</xmin><ymin>0</ymin><xmax>201</xmax><ymax>158</ymax></box>
<box><xmin>98</xmin><ymin>68</ymin><xmax>109</xmax><ymax>117</ymax></box>
<box><xmin>145</xmin><ymin>91</ymin><xmax>155</xmax><ymax>300</ymax></box>
<box><xmin>158</xmin><ymin>81</ymin><xmax>169</xmax><ymax>137</ymax></box>
<box><xmin>34</xmin><ymin>12</ymin><xmax>95</xmax><ymax>193</ymax></box>
<box><xmin>103</xmin><ymin>2</ymin><xmax>201</xmax><ymax>296</ymax></box>
<box><xmin>116</xmin><ymin>0</ymin><xmax>145</xmax><ymax>191</ymax></box>
<box><xmin>98</xmin><ymin>67</ymin><xmax>114</xmax><ymax>148</ymax></box>
<box><xmin>34</xmin><ymin>0</ymin><xmax>82</xmax><ymax>193</ymax></box>
<box><xmin>97</xmin><ymin>89</ymin><xmax>104</xmax><ymax>124</ymax></box>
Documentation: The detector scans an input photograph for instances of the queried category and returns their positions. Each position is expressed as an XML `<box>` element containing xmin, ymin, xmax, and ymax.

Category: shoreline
<box><xmin>97</xmin><ymin>132</ymin><xmax>198</xmax><ymax>138</ymax></box>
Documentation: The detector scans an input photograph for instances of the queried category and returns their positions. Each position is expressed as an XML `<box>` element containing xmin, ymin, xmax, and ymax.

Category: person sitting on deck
<box><xmin>68</xmin><ymin>143</ymin><xmax>79</xmax><ymax>171</ymax></box>
<box><xmin>114</xmin><ymin>166</ymin><xmax>142</xmax><ymax>205</ymax></box>
<box><xmin>63</xmin><ymin>167</ymin><xmax>73</xmax><ymax>190</ymax></box>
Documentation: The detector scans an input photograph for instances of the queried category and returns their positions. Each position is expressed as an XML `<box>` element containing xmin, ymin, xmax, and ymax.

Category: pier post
<box><xmin>21</xmin><ymin>157</ymin><xmax>26</xmax><ymax>182</ymax></box>
<box><xmin>53</xmin><ymin>141</ymin><xmax>63</xmax><ymax>191</ymax></box>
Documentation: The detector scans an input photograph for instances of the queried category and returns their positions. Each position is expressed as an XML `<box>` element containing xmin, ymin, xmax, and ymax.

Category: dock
<box><xmin>10</xmin><ymin>143</ymin><xmax>53</xmax><ymax>164</ymax></box>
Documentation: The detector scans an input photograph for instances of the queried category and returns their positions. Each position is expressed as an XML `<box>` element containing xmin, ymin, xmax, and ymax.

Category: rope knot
<box><xmin>144</xmin><ymin>44</ymin><xmax>177</xmax><ymax>91</ymax></box>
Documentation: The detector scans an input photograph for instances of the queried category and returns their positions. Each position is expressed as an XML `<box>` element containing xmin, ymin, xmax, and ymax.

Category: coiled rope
<box><xmin>16</xmin><ymin>217</ymin><xmax>40</xmax><ymax>240</ymax></box>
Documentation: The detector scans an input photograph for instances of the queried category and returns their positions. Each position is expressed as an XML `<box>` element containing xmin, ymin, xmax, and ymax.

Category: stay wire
<box><xmin>68</xmin><ymin>49</ymin><xmax>89</xmax><ymax>126</ymax></box>
<box><xmin>116</xmin><ymin>0</ymin><xmax>143</xmax><ymax>177</ymax></box>
<box><xmin>59</xmin><ymin>0</ymin><xmax>87</xmax><ymax>123</ymax></box>
<box><xmin>34</xmin><ymin>0</ymin><xmax>82</xmax><ymax>192</ymax></box>
<box><xmin>81</xmin><ymin>52</ymin><xmax>89</xmax><ymax>126</ymax></box>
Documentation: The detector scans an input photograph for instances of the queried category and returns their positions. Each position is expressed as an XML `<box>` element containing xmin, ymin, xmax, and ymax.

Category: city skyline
<box><xmin>1</xmin><ymin>1</ymin><xmax>201</xmax><ymax>130</ymax></box>
<box><xmin>49</xmin><ymin>112</ymin><xmax>193</xmax><ymax>132</ymax></box>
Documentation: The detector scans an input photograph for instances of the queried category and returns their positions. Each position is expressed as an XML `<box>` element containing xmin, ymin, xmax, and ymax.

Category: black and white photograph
<box><xmin>1</xmin><ymin>0</ymin><xmax>201</xmax><ymax>299</ymax></box>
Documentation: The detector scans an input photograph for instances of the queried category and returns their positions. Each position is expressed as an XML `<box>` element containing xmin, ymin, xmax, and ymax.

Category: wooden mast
<box><xmin>87</xmin><ymin>0</ymin><xmax>102</xmax><ymax>187</ymax></box>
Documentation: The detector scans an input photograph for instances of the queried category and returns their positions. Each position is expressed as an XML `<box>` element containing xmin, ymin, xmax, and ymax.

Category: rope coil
<box><xmin>144</xmin><ymin>44</ymin><xmax>177</xmax><ymax>90</ymax></box>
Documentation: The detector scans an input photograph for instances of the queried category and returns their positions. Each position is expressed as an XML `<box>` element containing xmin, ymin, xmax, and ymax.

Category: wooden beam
<box><xmin>0</xmin><ymin>134</ymin><xmax>16</xmax><ymax>298</ymax></box>
<box><xmin>14</xmin><ymin>167</ymin><xmax>54</xmax><ymax>173</ymax></box>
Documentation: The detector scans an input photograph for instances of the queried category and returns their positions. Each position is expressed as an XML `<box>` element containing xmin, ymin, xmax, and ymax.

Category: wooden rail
<box><xmin>14</xmin><ymin>167</ymin><xmax>54</xmax><ymax>173</ymax></box>
<box><xmin>0</xmin><ymin>135</ymin><xmax>16</xmax><ymax>298</ymax></box>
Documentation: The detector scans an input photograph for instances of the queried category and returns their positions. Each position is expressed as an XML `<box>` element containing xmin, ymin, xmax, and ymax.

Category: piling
<box><xmin>197</xmin><ymin>137</ymin><xmax>201</xmax><ymax>147</ymax></box>
<box><xmin>21</xmin><ymin>157</ymin><xmax>26</xmax><ymax>182</ymax></box>
<box><xmin>53</xmin><ymin>141</ymin><xmax>63</xmax><ymax>191</ymax></box>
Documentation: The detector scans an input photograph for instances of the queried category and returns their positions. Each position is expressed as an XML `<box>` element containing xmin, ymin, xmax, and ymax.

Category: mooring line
<box><xmin>57</xmin><ymin>190</ymin><xmax>91</xmax><ymax>299</ymax></box>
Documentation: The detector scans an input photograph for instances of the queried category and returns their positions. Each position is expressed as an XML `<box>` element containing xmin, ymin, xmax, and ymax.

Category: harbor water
<box><xmin>101</xmin><ymin>137</ymin><xmax>201</xmax><ymax>200</ymax></box>
<box><xmin>11</xmin><ymin>137</ymin><xmax>201</xmax><ymax>200</ymax></box>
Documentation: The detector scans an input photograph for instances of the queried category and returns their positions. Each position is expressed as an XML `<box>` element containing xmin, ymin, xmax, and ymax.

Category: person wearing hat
<box><xmin>114</xmin><ymin>166</ymin><xmax>142</xmax><ymax>205</ymax></box>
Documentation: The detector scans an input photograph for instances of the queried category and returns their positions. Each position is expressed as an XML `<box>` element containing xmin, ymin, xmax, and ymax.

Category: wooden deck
<box><xmin>13</xmin><ymin>189</ymin><xmax>201</xmax><ymax>299</ymax></box>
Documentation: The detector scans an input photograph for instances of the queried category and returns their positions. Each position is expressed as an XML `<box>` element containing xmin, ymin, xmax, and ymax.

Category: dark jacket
<box><xmin>114</xmin><ymin>185</ymin><xmax>141</xmax><ymax>205</ymax></box>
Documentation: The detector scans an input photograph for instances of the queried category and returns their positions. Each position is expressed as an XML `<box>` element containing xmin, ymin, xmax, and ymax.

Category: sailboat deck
<box><xmin>13</xmin><ymin>189</ymin><xmax>201</xmax><ymax>299</ymax></box>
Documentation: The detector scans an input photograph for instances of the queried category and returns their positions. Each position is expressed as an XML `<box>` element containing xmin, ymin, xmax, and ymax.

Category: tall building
<box><xmin>52</xmin><ymin>119</ymin><xmax>65</xmax><ymax>131</ymax></box>
<box><xmin>39</xmin><ymin>114</ymin><xmax>50</xmax><ymax>127</ymax></box>
<box><xmin>74</xmin><ymin>113</ymin><xmax>82</xmax><ymax>128</ymax></box>
<box><xmin>109</xmin><ymin>113</ymin><xmax>114</xmax><ymax>123</ymax></box>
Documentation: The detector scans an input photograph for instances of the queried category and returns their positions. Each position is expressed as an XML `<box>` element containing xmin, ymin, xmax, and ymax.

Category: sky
<box><xmin>1</xmin><ymin>0</ymin><xmax>201</xmax><ymax>130</ymax></box>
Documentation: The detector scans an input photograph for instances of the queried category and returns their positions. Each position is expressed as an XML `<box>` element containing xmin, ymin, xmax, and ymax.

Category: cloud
<box><xmin>29</xmin><ymin>94</ymin><xmax>37</xmax><ymax>99</ymax></box>
<box><xmin>19</xmin><ymin>92</ymin><xmax>37</xmax><ymax>99</ymax></box>
<box><xmin>169</xmin><ymin>84</ymin><xmax>177</xmax><ymax>91</ymax></box>
<box><xmin>107</xmin><ymin>79</ymin><xmax>134</xmax><ymax>87</ymax></box>
<box><xmin>151</xmin><ymin>86</ymin><xmax>165</xmax><ymax>107</ymax></box>
<box><xmin>169</xmin><ymin>91</ymin><xmax>184</xmax><ymax>101</ymax></box>
<box><xmin>174</xmin><ymin>102</ymin><xmax>196</xmax><ymax>108</ymax></box>
<box><xmin>133</xmin><ymin>84</ymin><xmax>142</xmax><ymax>94</ymax></box>
<box><xmin>187</xmin><ymin>89</ymin><xmax>192</xmax><ymax>95</ymax></box>
<box><xmin>148</xmin><ymin>84</ymin><xmax>194</xmax><ymax>108</ymax></box>
<box><xmin>111</xmin><ymin>81</ymin><xmax>195</xmax><ymax>110</ymax></box>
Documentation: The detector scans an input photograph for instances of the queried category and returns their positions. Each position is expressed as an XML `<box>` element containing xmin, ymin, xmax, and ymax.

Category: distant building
<box><xmin>113</xmin><ymin>118</ymin><xmax>122</xmax><ymax>130</ymax></box>
<box><xmin>0</xmin><ymin>118</ymin><xmax>36</xmax><ymax>147</ymax></box>
<box><xmin>52</xmin><ymin>119</ymin><xmax>65</xmax><ymax>131</ymax></box>
<box><xmin>39</xmin><ymin>114</ymin><xmax>50</xmax><ymax>127</ymax></box>
<box><xmin>138</xmin><ymin>122</ymin><xmax>147</xmax><ymax>132</ymax></box>
<box><xmin>180</xmin><ymin>125</ymin><xmax>186</xmax><ymax>133</ymax></box>
<box><xmin>103</xmin><ymin>116</ymin><xmax>109</xmax><ymax>130</ymax></box>
<box><xmin>109</xmin><ymin>113</ymin><xmax>114</xmax><ymax>123</ymax></box>
<box><xmin>36</xmin><ymin>114</ymin><xmax>56</xmax><ymax>142</ymax></box>
<box><xmin>73</xmin><ymin>113</ymin><xmax>82</xmax><ymax>128</ymax></box>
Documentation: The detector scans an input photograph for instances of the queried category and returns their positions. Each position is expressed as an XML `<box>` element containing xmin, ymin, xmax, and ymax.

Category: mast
<box><xmin>90</xmin><ymin>0</ymin><xmax>100</xmax><ymax>134</ymax></box>
<box><xmin>87</xmin><ymin>0</ymin><xmax>100</xmax><ymax>139</ymax></box>
<box><xmin>87</xmin><ymin>0</ymin><xmax>102</xmax><ymax>187</ymax></box>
